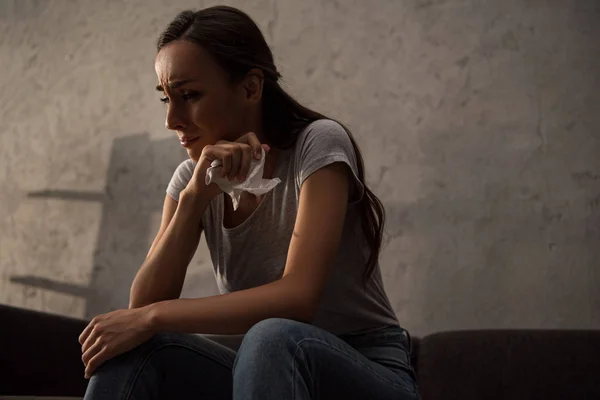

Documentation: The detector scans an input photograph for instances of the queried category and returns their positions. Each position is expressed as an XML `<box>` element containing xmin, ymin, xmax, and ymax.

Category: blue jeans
<box><xmin>84</xmin><ymin>318</ymin><xmax>420</xmax><ymax>399</ymax></box>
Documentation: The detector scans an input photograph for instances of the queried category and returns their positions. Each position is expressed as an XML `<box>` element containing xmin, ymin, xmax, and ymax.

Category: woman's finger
<box><xmin>238</xmin><ymin>144</ymin><xmax>252</xmax><ymax>181</ymax></box>
<box><xmin>79</xmin><ymin>320</ymin><xmax>95</xmax><ymax>345</ymax></box>
<box><xmin>239</xmin><ymin>132</ymin><xmax>262</xmax><ymax>159</ymax></box>
<box><xmin>82</xmin><ymin>327</ymin><xmax>100</xmax><ymax>355</ymax></box>
<box><xmin>85</xmin><ymin>347</ymin><xmax>110</xmax><ymax>379</ymax></box>
<box><xmin>228</xmin><ymin>144</ymin><xmax>242</xmax><ymax>181</ymax></box>
<box><xmin>201</xmin><ymin>145</ymin><xmax>231</xmax><ymax>178</ymax></box>
<box><xmin>82</xmin><ymin>336</ymin><xmax>103</xmax><ymax>367</ymax></box>
<box><xmin>219</xmin><ymin>148</ymin><xmax>232</xmax><ymax>178</ymax></box>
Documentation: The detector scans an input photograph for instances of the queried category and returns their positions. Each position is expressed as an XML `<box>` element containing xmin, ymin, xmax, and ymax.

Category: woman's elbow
<box><xmin>286</xmin><ymin>294</ymin><xmax>320</xmax><ymax>324</ymax></box>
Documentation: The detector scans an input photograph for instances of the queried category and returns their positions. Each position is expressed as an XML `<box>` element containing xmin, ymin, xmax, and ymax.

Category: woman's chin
<box><xmin>189</xmin><ymin>144</ymin><xmax>211</xmax><ymax>162</ymax></box>
<box><xmin>187</xmin><ymin>149</ymin><xmax>200</xmax><ymax>163</ymax></box>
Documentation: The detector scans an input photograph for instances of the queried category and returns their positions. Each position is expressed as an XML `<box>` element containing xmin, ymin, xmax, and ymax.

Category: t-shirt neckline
<box><xmin>219</xmin><ymin>150</ymin><xmax>288</xmax><ymax>235</ymax></box>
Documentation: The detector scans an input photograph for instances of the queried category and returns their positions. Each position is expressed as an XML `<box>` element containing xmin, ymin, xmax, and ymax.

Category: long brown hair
<box><xmin>158</xmin><ymin>6</ymin><xmax>385</xmax><ymax>282</ymax></box>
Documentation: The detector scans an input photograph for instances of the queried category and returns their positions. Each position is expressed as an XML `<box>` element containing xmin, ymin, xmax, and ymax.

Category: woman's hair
<box><xmin>157</xmin><ymin>6</ymin><xmax>386</xmax><ymax>283</ymax></box>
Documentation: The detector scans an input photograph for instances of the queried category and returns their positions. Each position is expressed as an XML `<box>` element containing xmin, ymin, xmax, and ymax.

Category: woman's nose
<box><xmin>165</xmin><ymin>104</ymin><xmax>186</xmax><ymax>131</ymax></box>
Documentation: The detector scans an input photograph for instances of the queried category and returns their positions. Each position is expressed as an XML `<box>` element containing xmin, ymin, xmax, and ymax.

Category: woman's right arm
<box><xmin>130</xmin><ymin>132</ymin><xmax>265</xmax><ymax>309</ymax></box>
<box><xmin>129</xmin><ymin>191</ymin><xmax>208</xmax><ymax>309</ymax></box>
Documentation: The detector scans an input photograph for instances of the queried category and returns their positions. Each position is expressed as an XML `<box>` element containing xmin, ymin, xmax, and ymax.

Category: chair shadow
<box><xmin>11</xmin><ymin>132</ymin><xmax>218</xmax><ymax>320</ymax></box>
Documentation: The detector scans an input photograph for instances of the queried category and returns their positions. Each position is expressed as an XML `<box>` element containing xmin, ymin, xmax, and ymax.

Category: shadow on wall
<box><xmin>10</xmin><ymin>133</ymin><xmax>215</xmax><ymax>320</ymax></box>
<box><xmin>382</xmin><ymin>42</ymin><xmax>600</xmax><ymax>333</ymax></box>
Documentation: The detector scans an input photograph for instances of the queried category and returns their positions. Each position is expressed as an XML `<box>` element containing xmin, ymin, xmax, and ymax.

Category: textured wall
<box><xmin>0</xmin><ymin>0</ymin><xmax>598</xmax><ymax>337</ymax></box>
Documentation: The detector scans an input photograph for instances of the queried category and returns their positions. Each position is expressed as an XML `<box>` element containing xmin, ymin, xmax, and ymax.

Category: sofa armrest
<box><xmin>0</xmin><ymin>304</ymin><xmax>89</xmax><ymax>397</ymax></box>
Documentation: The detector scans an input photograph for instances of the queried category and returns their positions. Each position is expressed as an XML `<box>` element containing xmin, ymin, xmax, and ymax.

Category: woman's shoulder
<box><xmin>294</xmin><ymin>118</ymin><xmax>354</xmax><ymax>156</ymax></box>
<box><xmin>293</xmin><ymin>118</ymin><xmax>351</xmax><ymax>155</ymax></box>
<box><xmin>298</xmin><ymin>118</ymin><xmax>346</xmax><ymax>139</ymax></box>
<box><xmin>173</xmin><ymin>158</ymin><xmax>196</xmax><ymax>179</ymax></box>
<box><xmin>166</xmin><ymin>158</ymin><xmax>196</xmax><ymax>202</ymax></box>
<box><xmin>290</xmin><ymin>118</ymin><xmax>363</xmax><ymax>198</ymax></box>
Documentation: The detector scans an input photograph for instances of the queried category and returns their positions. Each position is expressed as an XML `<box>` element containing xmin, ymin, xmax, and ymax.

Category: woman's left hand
<box><xmin>79</xmin><ymin>307</ymin><xmax>155</xmax><ymax>378</ymax></box>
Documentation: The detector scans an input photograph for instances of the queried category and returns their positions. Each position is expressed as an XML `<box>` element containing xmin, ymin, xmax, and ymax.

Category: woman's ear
<box><xmin>243</xmin><ymin>68</ymin><xmax>264</xmax><ymax>102</ymax></box>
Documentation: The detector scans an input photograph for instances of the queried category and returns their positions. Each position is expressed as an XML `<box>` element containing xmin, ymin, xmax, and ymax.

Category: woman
<box><xmin>80</xmin><ymin>5</ymin><xmax>420</xmax><ymax>400</ymax></box>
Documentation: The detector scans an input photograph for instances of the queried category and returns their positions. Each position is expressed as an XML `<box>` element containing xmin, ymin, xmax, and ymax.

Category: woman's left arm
<box><xmin>80</xmin><ymin>162</ymin><xmax>350</xmax><ymax>377</ymax></box>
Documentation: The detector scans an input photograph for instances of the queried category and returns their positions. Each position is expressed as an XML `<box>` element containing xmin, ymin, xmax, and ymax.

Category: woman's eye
<box><xmin>159</xmin><ymin>91</ymin><xmax>202</xmax><ymax>104</ymax></box>
<box><xmin>182</xmin><ymin>91</ymin><xmax>201</xmax><ymax>102</ymax></box>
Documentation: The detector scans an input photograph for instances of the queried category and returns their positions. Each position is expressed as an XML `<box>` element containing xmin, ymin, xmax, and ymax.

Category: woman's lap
<box><xmin>84</xmin><ymin>318</ymin><xmax>419</xmax><ymax>400</ymax></box>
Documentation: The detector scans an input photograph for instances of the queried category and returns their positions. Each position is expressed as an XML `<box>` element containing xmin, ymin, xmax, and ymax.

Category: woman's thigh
<box><xmin>302</xmin><ymin>324</ymin><xmax>419</xmax><ymax>399</ymax></box>
<box><xmin>338</xmin><ymin>325</ymin><xmax>419</xmax><ymax>398</ymax></box>
<box><xmin>235</xmin><ymin>318</ymin><xmax>419</xmax><ymax>400</ymax></box>
<box><xmin>84</xmin><ymin>332</ymin><xmax>236</xmax><ymax>400</ymax></box>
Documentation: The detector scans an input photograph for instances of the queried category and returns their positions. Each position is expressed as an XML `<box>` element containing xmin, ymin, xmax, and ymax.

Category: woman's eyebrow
<box><xmin>155</xmin><ymin>79</ymin><xmax>197</xmax><ymax>91</ymax></box>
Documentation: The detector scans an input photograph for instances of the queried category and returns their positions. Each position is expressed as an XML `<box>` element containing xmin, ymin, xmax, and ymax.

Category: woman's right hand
<box><xmin>182</xmin><ymin>132</ymin><xmax>270</xmax><ymax>203</ymax></box>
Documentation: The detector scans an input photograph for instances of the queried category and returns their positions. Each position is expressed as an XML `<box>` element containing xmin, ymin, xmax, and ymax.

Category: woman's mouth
<box><xmin>179</xmin><ymin>136</ymin><xmax>200</xmax><ymax>148</ymax></box>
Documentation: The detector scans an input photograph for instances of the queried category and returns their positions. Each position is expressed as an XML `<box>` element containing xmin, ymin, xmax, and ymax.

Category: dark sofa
<box><xmin>2</xmin><ymin>304</ymin><xmax>600</xmax><ymax>399</ymax></box>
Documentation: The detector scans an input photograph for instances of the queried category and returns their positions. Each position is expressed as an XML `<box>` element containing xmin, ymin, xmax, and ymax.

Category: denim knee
<box><xmin>246</xmin><ymin>318</ymin><xmax>307</xmax><ymax>346</ymax></box>
<box><xmin>94</xmin><ymin>332</ymin><xmax>170</xmax><ymax>374</ymax></box>
<box><xmin>234</xmin><ymin>318</ymin><xmax>306</xmax><ymax>369</ymax></box>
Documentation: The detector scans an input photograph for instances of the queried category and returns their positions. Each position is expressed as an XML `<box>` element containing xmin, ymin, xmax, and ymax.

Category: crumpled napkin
<box><xmin>205</xmin><ymin>148</ymin><xmax>281</xmax><ymax>210</ymax></box>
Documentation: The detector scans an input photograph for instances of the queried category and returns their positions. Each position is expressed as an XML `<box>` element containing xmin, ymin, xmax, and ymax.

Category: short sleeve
<box><xmin>294</xmin><ymin>119</ymin><xmax>365</xmax><ymax>203</ymax></box>
<box><xmin>166</xmin><ymin>159</ymin><xmax>195</xmax><ymax>202</ymax></box>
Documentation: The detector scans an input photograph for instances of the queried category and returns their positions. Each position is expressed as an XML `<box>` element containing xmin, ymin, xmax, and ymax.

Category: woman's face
<box><xmin>155</xmin><ymin>41</ymin><xmax>254</xmax><ymax>161</ymax></box>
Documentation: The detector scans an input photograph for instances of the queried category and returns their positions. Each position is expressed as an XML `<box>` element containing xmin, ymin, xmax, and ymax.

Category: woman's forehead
<box><xmin>155</xmin><ymin>41</ymin><xmax>217</xmax><ymax>83</ymax></box>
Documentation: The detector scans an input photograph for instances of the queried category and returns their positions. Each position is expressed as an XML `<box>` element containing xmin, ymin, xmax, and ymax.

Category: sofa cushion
<box><xmin>416</xmin><ymin>329</ymin><xmax>600</xmax><ymax>400</ymax></box>
<box><xmin>0</xmin><ymin>305</ymin><xmax>89</xmax><ymax>397</ymax></box>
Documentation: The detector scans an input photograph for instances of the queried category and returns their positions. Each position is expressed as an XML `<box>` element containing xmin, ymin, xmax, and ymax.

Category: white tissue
<box><xmin>205</xmin><ymin>148</ymin><xmax>281</xmax><ymax>210</ymax></box>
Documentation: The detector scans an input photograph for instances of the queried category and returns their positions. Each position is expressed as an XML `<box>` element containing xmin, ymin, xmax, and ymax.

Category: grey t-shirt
<box><xmin>166</xmin><ymin>119</ymin><xmax>399</xmax><ymax>335</ymax></box>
